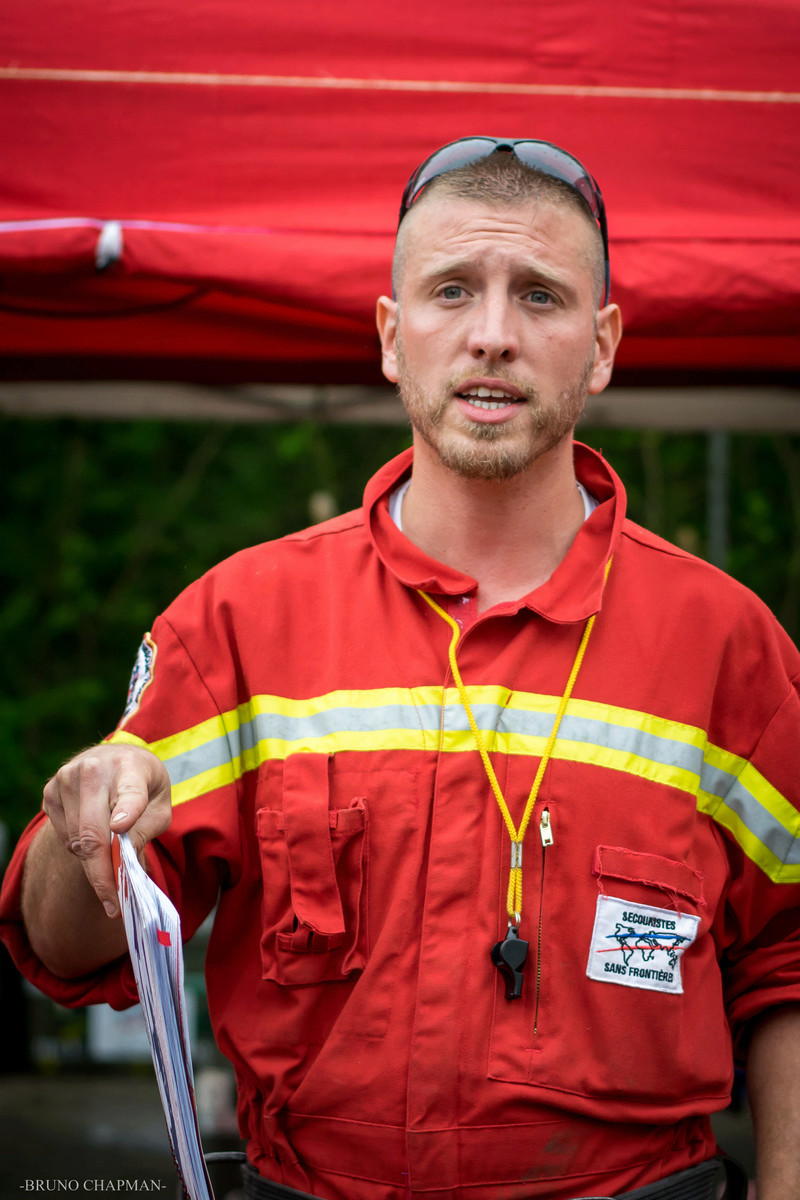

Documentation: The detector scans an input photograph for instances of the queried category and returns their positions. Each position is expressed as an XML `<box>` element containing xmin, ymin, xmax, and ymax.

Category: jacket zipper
<box><xmin>533</xmin><ymin>807</ymin><xmax>554</xmax><ymax>1036</ymax></box>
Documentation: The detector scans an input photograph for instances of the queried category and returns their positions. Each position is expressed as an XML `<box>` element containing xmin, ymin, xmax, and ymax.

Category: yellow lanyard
<box><xmin>418</xmin><ymin>558</ymin><xmax>610</xmax><ymax>928</ymax></box>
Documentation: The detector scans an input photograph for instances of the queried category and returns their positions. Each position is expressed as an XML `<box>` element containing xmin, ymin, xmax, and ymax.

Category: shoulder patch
<box><xmin>119</xmin><ymin>633</ymin><xmax>157</xmax><ymax>727</ymax></box>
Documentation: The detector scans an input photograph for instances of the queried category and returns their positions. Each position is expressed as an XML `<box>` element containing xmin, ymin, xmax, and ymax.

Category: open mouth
<box><xmin>457</xmin><ymin>386</ymin><xmax>524</xmax><ymax>411</ymax></box>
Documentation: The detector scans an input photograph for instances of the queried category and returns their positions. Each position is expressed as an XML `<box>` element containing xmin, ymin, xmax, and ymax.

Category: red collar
<box><xmin>363</xmin><ymin>442</ymin><xmax>626</xmax><ymax>624</ymax></box>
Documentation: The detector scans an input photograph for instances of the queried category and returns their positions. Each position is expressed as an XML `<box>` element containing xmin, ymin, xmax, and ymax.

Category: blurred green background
<box><xmin>2</xmin><ymin>416</ymin><xmax>799</xmax><ymax>838</ymax></box>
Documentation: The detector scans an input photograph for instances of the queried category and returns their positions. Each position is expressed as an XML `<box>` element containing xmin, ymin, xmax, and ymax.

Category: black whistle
<box><xmin>491</xmin><ymin>925</ymin><xmax>529</xmax><ymax>1000</ymax></box>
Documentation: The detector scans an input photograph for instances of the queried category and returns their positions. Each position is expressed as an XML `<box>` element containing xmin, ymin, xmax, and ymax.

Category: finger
<box><xmin>108</xmin><ymin>762</ymin><xmax>156</xmax><ymax>833</ymax></box>
<box><xmin>125</xmin><ymin>788</ymin><xmax>173</xmax><ymax>858</ymax></box>
<box><xmin>42</xmin><ymin>775</ymin><xmax>70</xmax><ymax>847</ymax></box>
<box><xmin>47</xmin><ymin>761</ymin><xmax>108</xmax><ymax>864</ymax></box>
<box><xmin>121</xmin><ymin>754</ymin><xmax>173</xmax><ymax>856</ymax></box>
<box><xmin>55</xmin><ymin>754</ymin><xmax>120</xmax><ymax>915</ymax></box>
<box><xmin>41</xmin><ymin>746</ymin><xmax>171</xmax><ymax>916</ymax></box>
<box><xmin>56</xmin><ymin>757</ymin><xmax>109</xmax><ymax>851</ymax></box>
<box><xmin>71</xmin><ymin>818</ymin><xmax>123</xmax><ymax>918</ymax></box>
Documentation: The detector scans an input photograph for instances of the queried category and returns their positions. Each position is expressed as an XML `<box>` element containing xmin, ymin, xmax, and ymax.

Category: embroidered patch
<box><xmin>120</xmin><ymin>633</ymin><xmax>157</xmax><ymax>727</ymax></box>
<box><xmin>586</xmin><ymin>894</ymin><xmax>699</xmax><ymax>994</ymax></box>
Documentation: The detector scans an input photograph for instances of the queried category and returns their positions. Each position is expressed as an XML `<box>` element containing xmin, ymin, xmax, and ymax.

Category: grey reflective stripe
<box><xmin>162</xmin><ymin>701</ymin><xmax>442</xmax><ymax>784</ymax></box>
<box><xmin>161</xmin><ymin>699</ymin><xmax>706</xmax><ymax>783</ymax></box>
<box><xmin>235</xmin><ymin>701</ymin><xmax>444</xmax><ymax>746</ymax></box>
<box><xmin>157</xmin><ymin>699</ymin><xmax>798</xmax><ymax>872</ymax></box>
<box><xmin>506</xmin><ymin>709</ymin><xmax>706</xmax><ymax>775</ymax></box>
<box><xmin>785</xmin><ymin>830</ymin><xmax>800</xmax><ymax>867</ymax></box>
<box><xmin>702</xmin><ymin>762</ymin><xmax>800</xmax><ymax>866</ymax></box>
<box><xmin>164</xmin><ymin>732</ymin><xmax>236</xmax><ymax>785</ymax></box>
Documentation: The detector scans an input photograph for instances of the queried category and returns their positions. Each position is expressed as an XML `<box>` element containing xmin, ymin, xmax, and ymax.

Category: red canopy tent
<box><xmin>1</xmin><ymin>0</ymin><xmax>799</xmax><ymax>388</ymax></box>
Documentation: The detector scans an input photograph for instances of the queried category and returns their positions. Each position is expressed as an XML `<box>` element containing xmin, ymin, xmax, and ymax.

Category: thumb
<box><xmin>111</xmin><ymin>757</ymin><xmax>172</xmax><ymax>851</ymax></box>
<box><xmin>108</xmin><ymin>764</ymin><xmax>156</xmax><ymax>832</ymax></box>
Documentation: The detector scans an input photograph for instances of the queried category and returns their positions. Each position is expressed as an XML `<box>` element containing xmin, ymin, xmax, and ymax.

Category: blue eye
<box><xmin>528</xmin><ymin>290</ymin><xmax>551</xmax><ymax>305</ymax></box>
<box><xmin>440</xmin><ymin>285</ymin><xmax>463</xmax><ymax>300</ymax></box>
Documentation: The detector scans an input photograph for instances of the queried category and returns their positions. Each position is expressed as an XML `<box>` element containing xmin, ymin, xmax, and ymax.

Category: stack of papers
<box><xmin>116</xmin><ymin>832</ymin><xmax>215</xmax><ymax>1200</ymax></box>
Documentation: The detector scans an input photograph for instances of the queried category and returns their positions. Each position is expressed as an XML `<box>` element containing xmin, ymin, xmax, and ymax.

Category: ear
<box><xmin>376</xmin><ymin>295</ymin><xmax>399</xmax><ymax>384</ymax></box>
<box><xmin>588</xmin><ymin>303</ymin><xmax>623</xmax><ymax>396</ymax></box>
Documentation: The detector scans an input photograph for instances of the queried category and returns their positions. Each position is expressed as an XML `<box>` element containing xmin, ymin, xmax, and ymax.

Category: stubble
<box><xmin>395</xmin><ymin>337</ymin><xmax>594</xmax><ymax>482</ymax></box>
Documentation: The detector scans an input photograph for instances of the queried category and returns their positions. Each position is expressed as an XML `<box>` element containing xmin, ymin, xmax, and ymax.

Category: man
<box><xmin>2</xmin><ymin>138</ymin><xmax>799</xmax><ymax>1200</ymax></box>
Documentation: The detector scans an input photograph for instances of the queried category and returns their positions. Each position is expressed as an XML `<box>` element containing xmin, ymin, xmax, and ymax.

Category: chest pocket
<box><xmin>488</xmin><ymin>833</ymin><xmax>733</xmax><ymax>1116</ymax></box>
<box><xmin>257</xmin><ymin>752</ymin><xmax>368</xmax><ymax>986</ymax></box>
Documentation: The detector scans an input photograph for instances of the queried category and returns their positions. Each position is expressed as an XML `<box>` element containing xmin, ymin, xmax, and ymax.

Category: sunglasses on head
<box><xmin>398</xmin><ymin>136</ymin><xmax>610</xmax><ymax>305</ymax></box>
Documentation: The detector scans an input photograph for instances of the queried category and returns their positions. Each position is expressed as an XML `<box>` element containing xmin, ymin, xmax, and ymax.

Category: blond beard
<box><xmin>395</xmin><ymin>339</ymin><xmax>593</xmax><ymax>482</ymax></box>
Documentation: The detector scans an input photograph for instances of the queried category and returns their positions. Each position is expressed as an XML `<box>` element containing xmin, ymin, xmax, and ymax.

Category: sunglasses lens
<box><xmin>511</xmin><ymin>143</ymin><xmax>601</xmax><ymax>220</ymax></box>
<box><xmin>402</xmin><ymin>138</ymin><xmax>601</xmax><ymax>222</ymax></box>
<box><xmin>399</xmin><ymin>136</ymin><xmax>610</xmax><ymax>304</ymax></box>
<box><xmin>402</xmin><ymin>138</ymin><xmax>499</xmax><ymax>209</ymax></box>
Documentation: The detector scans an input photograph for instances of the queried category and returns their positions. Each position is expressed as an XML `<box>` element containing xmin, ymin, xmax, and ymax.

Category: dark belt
<box><xmin>610</xmin><ymin>1155</ymin><xmax>748</xmax><ymax>1200</ymax></box>
<box><xmin>240</xmin><ymin>1154</ymin><xmax>748</xmax><ymax>1200</ymax></box>
<box><xmin>241</xmin><ymin>1163</ymin><xmax>320</xmax><ymax>1200</ymax></box>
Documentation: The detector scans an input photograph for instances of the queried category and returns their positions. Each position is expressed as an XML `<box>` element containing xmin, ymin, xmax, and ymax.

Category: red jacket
<box><xmin>3</xmin><ymin>443</ymin><xmax>800</xmax><ymax>1199</ymax></box>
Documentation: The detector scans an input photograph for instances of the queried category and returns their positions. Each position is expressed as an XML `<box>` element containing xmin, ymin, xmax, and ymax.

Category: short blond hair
<box><xmin>392</xmin><ymin>154</ymin><xmax>606</xmax><ymax>304</ymax></box>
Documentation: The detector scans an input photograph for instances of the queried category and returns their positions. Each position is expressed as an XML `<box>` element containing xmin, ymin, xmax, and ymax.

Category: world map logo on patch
<box><xmin>586</xmin><ymin>893</ymin><xmax>700</xmax><ymax>995</ymax></box>
<box><xmin>120</xmin><ymin>633</ymin><xmax>157</xmax><ymax>726</ymax></box>
<box><xmin>608</xmin><ymin>922</ymin><xmax>689</xmax><ymax>969</ymax></box>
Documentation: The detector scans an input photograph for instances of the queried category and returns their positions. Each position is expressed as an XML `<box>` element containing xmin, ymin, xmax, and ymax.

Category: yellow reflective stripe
<box><xmin>167</xmin><ymin>738</ymin><xmax>270</xmax><ymax>805</ymax></box>
<box><xmin>116</xmin><ymin>688</ymin><xmax>447</xmax><ymax>759</ymax></box>
<box><xmin>530</xmin><ymin>736</ymin><xmax>702</xmax><ymax>795</ymax></box>
<box><xmin>565</xmin><ymin>695</ymin><xmax>709</xmax><ymax>752</ymax></box>
<box><xmin>170</xmin><ymin>761</ymin><xmax>238</xmax><ymax>806</ymax></box>
<box><xmin>706</xmin><ymin>742</ymin><xmax>800</xmax><ymax>839</ymax></box>
<box><xmin>244</xmin><ymin>727</ymin><xmax>434</xmax><ymax>758</ymax></box>
<box><xmin>110</xmin><ymin>725</ymin><xmax>442</xmax><ymax>806</ymax></box>
<box><xmin>138</xmin><ymin>711</ymin><xmax>237</xmax><ymax>762</ymax></box>
<box><xmin>105</xmin><ymin>686</ymin><xmax>800</xmax><ymax>884</ymax></box>
<box><xmin>441</xmin><ymin>729</ymin><xmax>700</xmax><ymax>794</ymax></box>
<box><xmin>247</xmin><ymin>686</ymin><xmax>447</xmax><ymax>717</ymax></box>
<box><xmin>116</xmin><ymin>687</ymin><xmax>707</xmax><ymax>760</ymax></box>
<box><xmin>697</xmin><ymin>789</ymin><xmax>800</xmax><ymax>883</ymax></box>
<box><xmin>107</xmin><ymin>729</ymin><xmax>149</xmax><ymax>750</ymax></box>
<box><xmin>101</xmin><ymin>687</ymin><xmax>747</xmax><ymax>789</ymax></box>
<box><xmin>699</xmin><ymin>741</ymin><xmax>800</xmax><ymax>882</ymax></box>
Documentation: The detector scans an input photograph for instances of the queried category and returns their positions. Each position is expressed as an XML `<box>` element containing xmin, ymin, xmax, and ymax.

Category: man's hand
<box><xmin>22</xmin><ymin>743</ymin><xmax>172</xmax><ymax>978</ymax></box>
<box><xmin>42</xmin><ymin>742</ymin><xmax>172</xmax><ymax>918</ymax></box>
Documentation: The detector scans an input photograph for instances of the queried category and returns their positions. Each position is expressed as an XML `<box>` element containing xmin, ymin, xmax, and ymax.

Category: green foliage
<box><xmin>0</xmin><ymin>417</ymin><xmax>411</xmax><ymax>836</ymax></box>
<box><xmin>1</xmin><ymin>417</ymin><xmax>798</xmax><ymax>838</ymax></box>
<box><xmin>580</xmin><ymin>429</ymin><xmax>800</xmax><ymax>635</ymax></box>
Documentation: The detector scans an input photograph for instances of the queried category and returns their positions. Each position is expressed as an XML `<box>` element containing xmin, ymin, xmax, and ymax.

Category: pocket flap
<box><xmin>282</xmin><ymin>753</ymin><xmax>345</xmax><ymax>937</ymax></box>
<box><xmin>592</xmin><ymin>845</ymin><xmax>705</xmax><ymax>907</ymax></box>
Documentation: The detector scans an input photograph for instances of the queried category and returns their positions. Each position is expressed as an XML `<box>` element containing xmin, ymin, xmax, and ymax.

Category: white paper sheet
<box><xmin>116</xmin><ymin>832</ymin><xmax>215</xmax><ymax>1200</ymax></box>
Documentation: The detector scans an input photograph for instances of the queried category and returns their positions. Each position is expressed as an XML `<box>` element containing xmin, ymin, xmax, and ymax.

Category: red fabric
<box><xmin>281</xmin><ymin>754</ymin><xmax>346</xmax><ymax>938</ymax></box>
<box><xmin>0</xmin><ymin>0</ymin><xmax>799</xmax><ymax>379</ymax></box>
<box><xmin>3</xmin><ymin>444</ymin><xmax>800</xmax><ymax>1197</ymax></box>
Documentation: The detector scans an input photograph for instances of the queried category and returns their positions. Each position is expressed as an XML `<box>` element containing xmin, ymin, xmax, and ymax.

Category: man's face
<box><xmin>377</xmin><ymin>194</ymin><xmax>620</xmax><ymax>481</ymax></box>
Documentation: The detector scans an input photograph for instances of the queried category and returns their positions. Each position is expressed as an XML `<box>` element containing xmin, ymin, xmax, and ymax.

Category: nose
<box><xmin>465</xmin><ymin>292</ymin><xmax>520</xmax><ymax>362</ymax></box>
